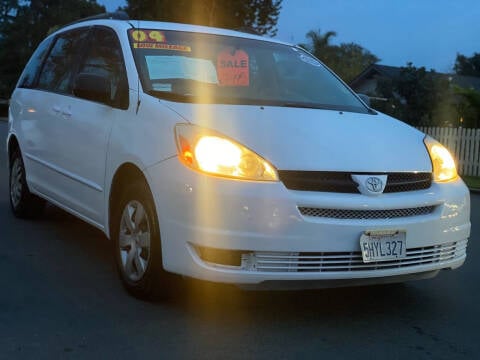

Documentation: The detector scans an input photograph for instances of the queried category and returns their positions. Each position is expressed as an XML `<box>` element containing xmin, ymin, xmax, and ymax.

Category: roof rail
<box><xmin>67</xmin><ymin>11</ymin><xmax>129</xmax><ymax>26</ymax></box>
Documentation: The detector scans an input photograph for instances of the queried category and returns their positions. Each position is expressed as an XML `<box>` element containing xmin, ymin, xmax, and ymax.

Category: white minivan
<box><xmin>7</xmin><ymin>13</ymin><xmax>471</xmax><ymax>298</ymax></box>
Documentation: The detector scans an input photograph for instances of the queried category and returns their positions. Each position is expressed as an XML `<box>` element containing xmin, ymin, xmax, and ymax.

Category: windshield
<box><xmin>129</xmin><ymin>29</ymin><xmax>369</xmax><ymax>113</ymax></box>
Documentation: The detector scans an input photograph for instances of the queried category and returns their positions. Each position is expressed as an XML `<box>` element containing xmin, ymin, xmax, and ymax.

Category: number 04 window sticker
<box><xmin>128</xmin><ymin>29</ymin><xmax>192</xmax><ymax>52</ymax></box>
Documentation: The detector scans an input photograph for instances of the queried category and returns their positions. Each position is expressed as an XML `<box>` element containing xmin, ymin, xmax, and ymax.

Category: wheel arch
<box><xmin>7</xmin><ymin>134</ymin><xmax>20</xmax><ymax>167</ymax></box>
<box><xmin>107</xmin><ymin>162</ymin><xmax>154</xmax><ymax>239</ymax></box>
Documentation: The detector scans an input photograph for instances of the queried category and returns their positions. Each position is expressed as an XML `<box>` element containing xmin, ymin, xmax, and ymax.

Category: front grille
<box><xmin>384</xmin><ymin>172</ymin><xmax>432</xmax><ymax>193</ymax></box>
<box><xmin>278</xmin><ymin>171</ymin><xmax>432</xmax><ymax>194</ymax></box>
<box><xmin>279</xmin><ymin>171</ymin><xmax>356</xmax><ymax>193</ymax></box>
<box><xmin>299</xmin><ymin>206</ymin><xmax>436</xmax><ymax>220</ymax></box>
<box><xmin>246</xmin><ymin>240</ymin><xmax>467</xmax><ymax>273</ymax></box>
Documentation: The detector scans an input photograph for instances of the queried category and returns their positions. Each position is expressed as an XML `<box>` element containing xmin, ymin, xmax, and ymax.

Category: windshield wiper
<box><xmin>147</xmin><ymin>91</ymin><xmax>270</xmax><ymax>106</ymax></box>
<box><xmin>282</xmin><ymin>101</ymin><xmax>373</xmax><ymax>114</ymax></box>
<box><xmin>281</xmin><ymin>102</ymin><xmax>334</xmax><ymax>110</ymax></box>
<box><xmin>146</xmin><ymin>91</ymin><xmax>373</xmax><ymax>114</ymax></box>
<box><xmin>146</xmin><ymin>90</ymin><xmax>196</xmax><ymax>103</ymax></box>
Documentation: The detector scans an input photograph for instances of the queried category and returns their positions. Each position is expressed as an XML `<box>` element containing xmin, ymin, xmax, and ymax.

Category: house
<box><xmin>350</xmin><ymin>64</ymin><xmax>402</xmax><ymax>96</ymax></box>
<box><xmin>349</xmin><ymin>64</ymin><xmax>480</xmax><ymax>96</ymax></box>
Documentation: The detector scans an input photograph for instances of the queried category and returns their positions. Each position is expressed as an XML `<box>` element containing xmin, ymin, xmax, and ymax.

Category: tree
<box><xmin>454</xmin><ymin>52</ymin><xmax>480</xmax><ymax>77</ymax></box>
<box><xmin>394</xmin><ymin>64</ymin><xmax>438</xmax><ymax>126</ymax></box>
<box><xmin>373</xmin><ymin>63</ymin><xmax>458</xmax><ymax>127</ymax></box>
<box><xmin>371</xmin><ymin>77</ymin><xmax>406</xmax><ymax>120</ymax></box>
<box><xmin>453</xmin><ymin>86</ymin><xmax>480</xmax><ymax>128</ymax></box>
<box><xmin>302</xmin><ymin>29</ymin><xmax>337</xmax><ymax>65</ymax></box>
<box><xmin>301</xmin><ymin>29</ymin><xmax>379</xmax><ymax>83</ymax></box>
<box><xmin>124</xmin><ymin>0</ymin><xmax>282</xmax><ymax>36</ymax></box>
<box><xmin>335</xmin><ymin>43</ymin><xmax>380</xmax><ymax>84</ymax></box>
<box><xmin>0</xmin><ymin>0</ymin><xmax>105</xmax><ymax>98</ymax></box>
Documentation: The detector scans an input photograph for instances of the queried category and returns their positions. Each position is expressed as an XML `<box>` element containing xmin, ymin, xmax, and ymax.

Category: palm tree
<box><xmin>302</xmin><ymin>29</ymin><xmax>337</xmax><ymax>66</ymax></box>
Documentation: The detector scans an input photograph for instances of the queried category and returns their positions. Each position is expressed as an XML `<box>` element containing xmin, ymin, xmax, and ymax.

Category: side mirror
<box><xmin>357</xmin><ymin>93</ymin><xmax>371</xmax><ymax>107</ymax></box>
<box><xmin>73</xmin><ymin>73</ymin><xmax>111</xmax><ymax>105</ymax></box>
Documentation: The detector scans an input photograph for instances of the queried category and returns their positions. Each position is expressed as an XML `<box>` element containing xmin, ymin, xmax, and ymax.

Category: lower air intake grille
<box><xmin>299</xmin><ymin>206</ymin><xmax>436</xmax><ymax>220</ymax></box>
<box><xmin>246</xmin><ymin>240</ymin><xmax>467</xmax><ymax>273</ymax></box>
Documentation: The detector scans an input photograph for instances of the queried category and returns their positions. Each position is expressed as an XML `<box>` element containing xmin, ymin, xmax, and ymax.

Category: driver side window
<box><xmin>77</xmin><ymin>27</ymin><xmax>129</xmax><ymax>109</ymax></box>
<box><xmin>37</xmin><ymin>28</ymin><xmax>89</xmax><ymax>94</ymax></box>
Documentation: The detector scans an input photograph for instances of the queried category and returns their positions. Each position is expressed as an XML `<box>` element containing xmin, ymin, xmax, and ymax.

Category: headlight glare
<box><xmin>175</xmin><ymin>124</ymin><xmax>278</xmax><ymax>181</ymax></box>
<box><xmin>424</xmin><ymin>136</ymin><xmax>458</xmax><ymax>182</ymax></box>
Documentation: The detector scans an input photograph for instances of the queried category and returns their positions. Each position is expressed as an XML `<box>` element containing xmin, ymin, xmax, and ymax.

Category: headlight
<box><xmin>424</xmin><ymin>136</ymin><xmax>458</xmax><ymax>182</ymax></box>
<box><xmin>174</xmin><ymin>124</ymin><xmax>278</xmax><ymax>181</ymax></box>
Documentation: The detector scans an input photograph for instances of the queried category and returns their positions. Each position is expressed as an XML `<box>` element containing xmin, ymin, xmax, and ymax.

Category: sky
<box><xmin>99</xmin><ymin>0</ymin><xmax>480</xmax><ymax>73</ymax></box>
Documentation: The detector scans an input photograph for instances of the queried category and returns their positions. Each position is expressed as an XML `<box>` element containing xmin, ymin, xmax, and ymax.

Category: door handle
<box><xmin>62</xmin><ymin>110</ymin><xmax>72</xmax><ymax>117</ymax></box>
<box><xmin>52</xmin><ymin>105</ymin><xmax>61</xmax><ymax>113</ymax></box>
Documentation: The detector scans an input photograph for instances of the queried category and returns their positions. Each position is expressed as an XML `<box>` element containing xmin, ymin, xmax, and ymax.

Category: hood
<box><xmin>162</xmin><ymin>101</ymin><xmax>432</xmax><ymax>173</ymax></box>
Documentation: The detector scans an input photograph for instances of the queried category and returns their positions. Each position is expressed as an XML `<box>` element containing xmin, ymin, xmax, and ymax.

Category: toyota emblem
<box><xmin>365</xmin><ymin>177</ymin><xmax>383</xmax><ymax>192</ymax></box>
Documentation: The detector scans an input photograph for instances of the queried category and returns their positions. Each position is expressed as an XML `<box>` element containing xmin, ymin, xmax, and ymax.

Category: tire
<box><xmin>9</xmin><ymin>149</ymin><xmax>45</xmax><ymax>218</ymax></box>
<box><xmin>111</xmin><ymin>181</ymin><xmax>168</xmax><ymax>300</ymax></box>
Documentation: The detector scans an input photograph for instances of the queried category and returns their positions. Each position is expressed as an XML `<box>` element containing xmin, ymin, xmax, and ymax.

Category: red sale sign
<box><xmin>217</xmin><ymin>48</ymin><xmax>250</xmax><ymax>87</ymax></box>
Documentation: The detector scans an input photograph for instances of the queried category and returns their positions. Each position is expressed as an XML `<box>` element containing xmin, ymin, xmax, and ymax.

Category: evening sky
<box><xmin>100</xmin><ymin>0</ymin><xmax>480</xmax><ymax>72</ymax></box>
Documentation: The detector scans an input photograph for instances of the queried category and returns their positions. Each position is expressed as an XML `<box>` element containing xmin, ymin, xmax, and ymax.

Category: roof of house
<box><xmin>451</xmin><ymin>74</ymin><xmax>480</xmax><ymax>90</ymax></box>
<box><xmin>349</xmin><ymin>63</ymin><xmax>480</xmax><ymax>92</ymax></box>
<box><xmin>349</xmin><ymin>64</ymin><xmax>401</xmax><ymax>88</ymax></box>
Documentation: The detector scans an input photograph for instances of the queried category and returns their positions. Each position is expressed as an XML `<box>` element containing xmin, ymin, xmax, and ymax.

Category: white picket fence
<box><xmin>417</xmin><ymin>127</ymin><xmax>480</xmax><ymax>177</ymax></box>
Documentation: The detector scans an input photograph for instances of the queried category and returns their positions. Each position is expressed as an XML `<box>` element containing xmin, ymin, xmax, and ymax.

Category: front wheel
<box><xmin>9</xmin><ymin>149</ymin><xmax>45</xmax><ymax>218</ymax></box>
<box><xmin>112</xmin><ymin>182</ymin><xmax>168</xmax><ymax>299</ymax></box>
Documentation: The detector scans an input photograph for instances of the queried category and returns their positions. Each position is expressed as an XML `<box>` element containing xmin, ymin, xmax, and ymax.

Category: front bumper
<box><xmin>146</xmin><ymin>158</ymin><xmax>471</xmax><ymax>286</ymax></box>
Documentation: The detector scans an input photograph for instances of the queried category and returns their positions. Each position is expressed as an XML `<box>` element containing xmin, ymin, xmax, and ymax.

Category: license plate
<box><xmin>360</xmin><ymin>230</ymin><xmax>406</xmax><ymax>263</ymax></box>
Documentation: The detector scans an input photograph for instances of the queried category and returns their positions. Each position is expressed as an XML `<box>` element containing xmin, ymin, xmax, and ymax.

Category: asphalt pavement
<box><xmin>0</xmin><ymin>121</ymin><xmax>479</xmax><ymax>359</ymax></box>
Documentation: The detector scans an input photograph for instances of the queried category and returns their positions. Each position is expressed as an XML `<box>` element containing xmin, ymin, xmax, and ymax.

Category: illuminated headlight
<box><xmin>424</xmin><ymin>136</ymin><xmax>458</xmax><ymax>182</ymax></box>
<box><xmin>174</xmin><ymin>124</ymin><xmax>278</xmax><ymax>181</ymax></box>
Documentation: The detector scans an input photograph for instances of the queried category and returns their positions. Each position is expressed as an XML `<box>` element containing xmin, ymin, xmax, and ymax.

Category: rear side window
<box><xmin>17</xmin><ymin>37</ymin><xmax>54</xmax><ymax>89</ymax></box>
<box><xmin>37</xmin><ymin>28</ymin><xmax>89</xmax><ymax>94</ymax></box>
